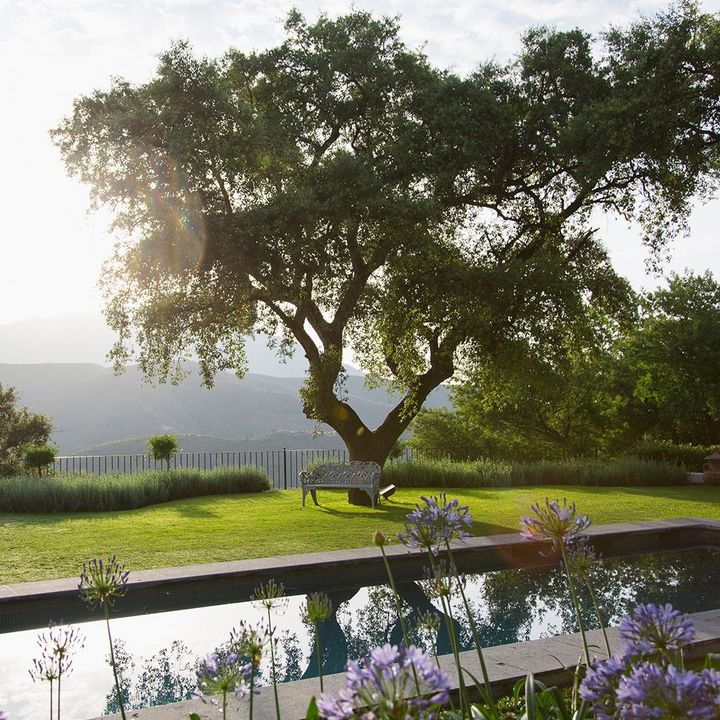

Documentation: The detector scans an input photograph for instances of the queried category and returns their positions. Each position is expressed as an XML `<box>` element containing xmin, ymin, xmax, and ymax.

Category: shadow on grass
<box><xmin>304</xmin><ymin>497</ymin><xmax>515</xmax><ymax>536</ymax></box>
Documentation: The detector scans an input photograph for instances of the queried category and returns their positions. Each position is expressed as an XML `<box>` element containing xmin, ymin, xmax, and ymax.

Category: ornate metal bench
<box><xmin>300</xmin><ymin>461</ymin><xmax>382</xmax><ymax>508</ymax></box>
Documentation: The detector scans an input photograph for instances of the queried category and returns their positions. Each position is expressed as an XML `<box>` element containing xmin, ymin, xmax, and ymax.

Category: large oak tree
<box><xmin>53</xmin><ymin>4</ymin><xmax>719</xmax><ymax>502</ymax></box>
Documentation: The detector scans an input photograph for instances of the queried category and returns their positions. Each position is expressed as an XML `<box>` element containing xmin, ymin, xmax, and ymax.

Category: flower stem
<box><xmin>584</xmin><ymin>573</ymin><xmax>612</xmax><ymax>658</ymax></box>
<box><xmin>249</xmin><ymin>666</ymin><xmax>255</xmax><ymax>720</ymax></box>
<box><xmin>103</xmin><ymin>601</ymin><xmax>127</xmax><ymax>720</ymax></box>
<box><xmin>57</xmin><ymin>671</ymin><xmax>61</xmax><ymax>720</ymax></box>
<box><xmin>445</xmin><ymin>540</ymin><xmax>496</xmax><ymax>711</ymax></box>
<box><xmin>428</xmin><ymin>552</ymin><xmax>469</xmax><ymax>714</ymax></box>
<box><xmin>379</xmin><ymin>544</ymin><xmax>421</xmax><ymax>696</ymax></box>
<box><xmin>380</xmin><ymin>545</ymin><xmax>411</xmax><ymax>646</ymax></box>
<box><xmin>316</xmin><ymin>622</ymin><xmax>324</xmax><ymax>692</ymax></box>
<box><xmin>560</xmin><ymin>544</ymin><xmax>591</xmax><ymax>666</ymax></box>
<box><xmin>266</xmin><ymin>608</ymin><xmax>281</xmax><ymax>720</ymax></box>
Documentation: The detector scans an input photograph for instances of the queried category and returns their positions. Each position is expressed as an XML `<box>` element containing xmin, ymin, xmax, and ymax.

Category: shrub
<box><xmin>147</xmin><ymin>435</ymin><xmax>181</xmax><ymax>470</ymax></box>
<box><xmin>382</xmin><ymin>457</ymin><xmax>688</xmax><ymax>488</ymax></box>
<box><xmin>23</xmin><ymin>444</ymin><xmax>58</xmax><ymax>477</ymax></box>
<box><xmin>0</xmin><ymin>467</ymin><xmax>271</xmax><ymax>513</ymax></box>
<box><xmin>625</xmin><ymin>439</ymin><xmax>716</xmax><ymax>472</ymax></box>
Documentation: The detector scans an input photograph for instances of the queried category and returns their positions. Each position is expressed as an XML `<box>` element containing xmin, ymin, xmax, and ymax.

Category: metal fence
<box><xmin>53</xmin><ymin>447</ymin><xmax>415</xmax><ymax>490</ymax></box>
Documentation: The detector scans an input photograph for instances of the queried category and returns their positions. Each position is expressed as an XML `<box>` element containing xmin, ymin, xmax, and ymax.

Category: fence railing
<box><xmin>53</xmin><ymin>447</ymin><xmax>415</xmax><ymax>490</ymax></box>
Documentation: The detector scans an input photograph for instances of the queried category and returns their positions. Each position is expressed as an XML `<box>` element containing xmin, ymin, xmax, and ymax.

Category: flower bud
<box><xmin>373</xmin><ymin>530</ymin><xmax>386</xmax><ymax>547</ymax></box>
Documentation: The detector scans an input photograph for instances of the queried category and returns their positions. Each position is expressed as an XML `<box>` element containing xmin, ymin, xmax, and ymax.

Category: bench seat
<box><xmin>299</xmin><ymin>461</ymin><xmax>382</xmax><ymax>508</ymax></box>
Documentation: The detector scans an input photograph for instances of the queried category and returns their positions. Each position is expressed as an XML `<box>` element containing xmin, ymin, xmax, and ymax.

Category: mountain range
<box><xmin>0</xmin><ymin>314</ymin><xmax>451</xmax><ymax>454</ymax></box>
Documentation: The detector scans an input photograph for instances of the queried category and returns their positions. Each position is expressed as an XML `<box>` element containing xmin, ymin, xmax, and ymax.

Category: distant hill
<box><xmin>0</xmin><ymin>362</ymin><xmax>450</xmax><ymax>454</ymax></box>
<box><xmin>75</xmin><ymin>431</ymin><xmax>347</xmax><ymax>456</ymax></box>
<box><xmin>0</xmin><ymin>312</ymin><xmax>328</xmax><ymax>376</ymax></box>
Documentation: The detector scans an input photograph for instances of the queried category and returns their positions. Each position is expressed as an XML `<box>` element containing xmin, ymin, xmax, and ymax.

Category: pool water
<box><xmin>1</xmin><ymin>547</ymin><xmax>718</xmax><ymax>719</ymax></box>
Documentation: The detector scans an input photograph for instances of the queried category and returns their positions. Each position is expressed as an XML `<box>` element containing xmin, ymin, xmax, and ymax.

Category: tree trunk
<box><xmin>343</xmin><ymin>426</ymin><xmax>399</xmax><ymax>506</ymax></box>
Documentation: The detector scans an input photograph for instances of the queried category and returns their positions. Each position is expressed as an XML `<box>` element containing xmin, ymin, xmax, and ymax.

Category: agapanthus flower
<box><xmin>303</xmin><ymin>592</ymin><xmax>333</xmax><ymax>625</ymax></box>
<box><xmin>398</xmin><ymin>493</ymin><xmax>472</xmax><ymax>554</ymax></box>
<box><xmin>78</xmin><ymin>556</ymin><xmax>129</xmax><ymax>609</ymax></box>
<box><xmin>579</xmin><ymin>656</ymin><xmax>627</xmax><ymax>720</ymax></box>
<box><xmin>251</xmin><ymin>579</ymin><xmax>288</xmax><ymax>614</ymax></box>
<box><xmin>194</xmin><ymin>651</ymin><xmax>252</xmax><ymax>706</ymax></box>
<box><xmin>0</xmin><ymin>710</ymin><xmax>7</xmax><ymax>720</ymax></box>
<box><xmin>29</xmin><ymin>623</ymin><xmax>85</xmax><ymax>684</ymax></box>
<box><xmin>422</xmin><ymin>558</ymin><xmax>457</xmax><ymax>599</ymax></box>
<box><xmin>230</xmin><ymin>621</ymin><xmax>267</xmax><ymax>670</ymax></box>
<box><xmin>317</xmin><ymin>644</ymin><xmax>450</xmax><ymax>720</ymax></box>
<box><xmin>520</xmin><ymin>498</ymin><xmax>591</xmax><ymax>550</ymax></box>
<box><xmin>616</xmin><ymin>663</ymin><xmax>718</xmax><ymax>719</ymax></box>
<box><xmin>565</xmin><ymin>535</ymin><xmax>599</xmax><ymax>576</ymax></box>
<box><xmin>619</xmin><ymin>604</ymin><xmax>695</xmax><ymax>658</ymax></box>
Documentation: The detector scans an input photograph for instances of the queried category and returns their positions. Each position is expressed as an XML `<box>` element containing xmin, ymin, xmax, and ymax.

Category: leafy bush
<box><xmin>625</xmin><ymin>439</ymin><xmax>716</xmax><ymax>472</ymax></box>
<box><xmin>23</xmin><ymin>444</ymin><xmax>58</xmax><ymax>477</ymax></box>
<box><xmin>0</xmin><ymin>467</ymin><xmax>271</xmax><ymax>513</ymax></box>
<box><xmin>147</xmin><ymin>434</ymin><xmax>181</xmax><ymax>470</ymax></box>
<box><xmin>382</xmin><ymin>457</ymin><xmax>688</xmax><ymax>488</ymax></box>
<box><xmin>0</xmin><ymin>384</ymin><xmax>52</xmax><ymax>477</ymax></box>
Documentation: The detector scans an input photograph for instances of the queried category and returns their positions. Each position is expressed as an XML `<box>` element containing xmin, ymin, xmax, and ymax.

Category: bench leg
<box><xmin>310</xmin><ymin>489</ymin><xmax>319</xmax><ymax>506</ymax></box>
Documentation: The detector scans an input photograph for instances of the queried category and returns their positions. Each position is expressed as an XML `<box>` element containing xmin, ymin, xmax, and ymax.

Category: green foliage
<box><xmin>615</xmin><ymin>271</ymin><xmax>720</xmax><ymax>445</ymax></box>
<box><xmin>0</xmin><ymin>384</ymin><xmax>53</xmax><ymax>477</ymax></box>
<box><xmin>51</xmin><ymin>5</ymin><xmax>720</xmax><ymax>468</ymax></box>
<box><xmin>23</xmin><ymin>444</ymin><xmax>58</xmax><ymax>477</ymax></box>
<box><xmin>147</xmin><ymin>434</ymin><xmax>181</xmax><ymax>470</ymax></box>
<box><xmin>625</xmin><ymin>439</ymin><xmax>716</xmax><ymax>472</ymax></box>
<box><xmin>0</xmin><ymin>467</ymin><xmax>270</xmax><ymax>513</ymax></box>
<box><xmin>383</xmin><ymin>457</ymin><xmax>687</xmax><ymax>488</ymax></box>
<box><xmin>412</xmin><ymin>271</ymin><xmax>720</xmax><ymax>460</ymax></box>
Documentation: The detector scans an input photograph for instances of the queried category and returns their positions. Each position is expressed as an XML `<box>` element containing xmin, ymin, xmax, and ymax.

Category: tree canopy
<box><xmin>410</xmin><ymin>271</ymin><xmax>720</xmax><ymax>460</ymax></box>
<box><xmin>52</xmin><ymin>4</ymin><xmax>720</xmax><ymax>495</ymax></box>
<box><xmin>619</xmin><ymin>271</ymin><xmax>720</xmax><ymax>445</ymax></box>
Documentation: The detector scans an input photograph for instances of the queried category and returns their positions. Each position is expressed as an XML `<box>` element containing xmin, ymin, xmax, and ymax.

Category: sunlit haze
<box><xmin>1</xmin><ymin>0</ymin><xmax>718</xmax><ymax>327</ymax></box>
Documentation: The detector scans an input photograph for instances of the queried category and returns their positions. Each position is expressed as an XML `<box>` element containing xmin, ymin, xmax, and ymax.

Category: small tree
<box><xmin>23</xmin><ymin>444</ymin><xmax>58</xmax><ymax>477</ymax></box>
<box><xmin>0</xmin><ymin>384</ymin><xmax>53</xmax><ymax>477</ymax></box>
<box><xmin>147</xmin><ymin>435</ymin><xmax>180</xmax><ymax>470</ymax></box>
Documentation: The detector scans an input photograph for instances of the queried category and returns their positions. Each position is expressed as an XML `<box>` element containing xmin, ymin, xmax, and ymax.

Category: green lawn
<box><xmin>1</xmin><ymin>485</ymin><xmax>719</xmax><ymax>584</ymax></box>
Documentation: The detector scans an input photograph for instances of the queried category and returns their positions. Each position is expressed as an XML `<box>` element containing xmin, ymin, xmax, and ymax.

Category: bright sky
<box><xmin>0</xmin><ymin>0</ymin><xmax>718</xmax><ymax>326</ymax></box>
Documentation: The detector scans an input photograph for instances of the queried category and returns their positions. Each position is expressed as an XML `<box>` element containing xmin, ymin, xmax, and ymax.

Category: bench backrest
<box><xmin>301</xmin><ymin>461</ymin><xmax>381</xmax><ymax>486</ymax></box>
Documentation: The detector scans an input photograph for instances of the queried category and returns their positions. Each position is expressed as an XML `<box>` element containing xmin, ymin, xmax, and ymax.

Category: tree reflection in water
<box><xmin>104</xmin><ymin>548</ymin><xmax>720</xmax><ymax>710</ymax></box>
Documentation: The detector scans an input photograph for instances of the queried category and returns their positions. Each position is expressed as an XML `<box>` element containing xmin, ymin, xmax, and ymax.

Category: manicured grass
<box><xmin>1</xmin><ymin>485</ymin><xmax>719</xmax><ymax>584</ymax></box>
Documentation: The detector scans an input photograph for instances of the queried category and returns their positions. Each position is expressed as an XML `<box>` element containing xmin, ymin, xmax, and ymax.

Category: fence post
<box><xmin>283</xmin><ymin>447</ymin><xmax>288</xmax><ymax>490</ymax></box>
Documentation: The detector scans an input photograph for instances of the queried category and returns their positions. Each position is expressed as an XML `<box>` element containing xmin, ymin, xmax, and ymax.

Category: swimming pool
<box><xmin>1</xmin><ymin>546</ymin><xmax>718</xmax><ymax>719</ymax></box>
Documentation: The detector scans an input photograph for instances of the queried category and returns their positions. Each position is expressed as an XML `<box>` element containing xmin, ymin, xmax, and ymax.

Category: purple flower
<box><xmin>317</xmin><ymin>644</ymin><xmax>450</xmax><ymax>720</ymax></box>
<box><xmin>616</xmin><ymin>663</ymin><xmax>718</xmax><ymax>719</ymax></box>
<box><xmin>0</xmin><ymin>711</ymin><xmax>8</xmax><ymax>720</ymax></box>
<box><xmin>398</xmin><ymin>493</ymin><xmax>472</xmax><ymax>554</ymax></box>
<box><xmin>580</xmin><ymin>656</ymin><xmax>627</xmax><ymax>720</ymax></box>
<box><xmin>194</xmin><ymin>651</ymin><xmax>252</xmax><ymax>705</ymax></box>
<box><xmin>520</xmin><ymin>498</ymin><xmax>591</xmax><ymax>550</ymax></box>
<box><xmin>619</xmin><ymin>604</ymin><xmax>695</xmax><ymax>657</ymax></box>
<box><xmin>78</xmin><ymin>556</ymin><xmax>129</xmax><ymax>609</ymax></box>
